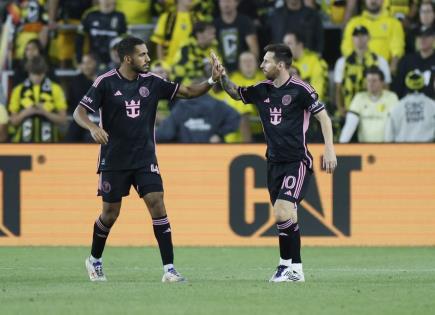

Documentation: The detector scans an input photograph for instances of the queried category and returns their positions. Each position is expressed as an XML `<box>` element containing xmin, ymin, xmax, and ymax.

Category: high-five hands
<box><xmin>210</xmin><ymin>51</ymin><xmax>226</xmax><ymax>82</ymax></box>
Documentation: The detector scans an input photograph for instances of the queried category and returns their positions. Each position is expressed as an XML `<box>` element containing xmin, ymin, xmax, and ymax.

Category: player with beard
<box><xmin>212</xmin><ymin>44</ymin><xmax>337</xmax><ymax>282</ymax></box>
<box><xmin>74</xmin><ymin>36</ymin><xmax>222</xmax><ymax>282</ymax></box>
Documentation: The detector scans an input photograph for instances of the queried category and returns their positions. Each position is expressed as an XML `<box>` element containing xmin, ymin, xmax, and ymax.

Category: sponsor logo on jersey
<box><xmin>125</xmin><ymin>100</ymin><xmax>140</xmax><ymax>118</ymax></box>
<box><xmin>270</xmin><ymin>107</ymin><xmax>282</xmax><ymax>125</ymax></box>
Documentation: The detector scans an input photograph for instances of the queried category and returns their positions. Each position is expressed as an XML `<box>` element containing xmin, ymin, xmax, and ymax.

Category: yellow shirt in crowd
<box><xmin>341</xmin><ymin>10</ymin><xmax>405</xmax><ymax>61</ymax></box>
<box><xmin>116</xmin><ymin>0</ymin><xmax>152</xmax><ymax>25</ymax></box>
<box><xmin>349</xmin><ymin>90</ymin><xmax>399</xmax><ymax>142</ymax></box>
<box><xmin>151</xmin><ymin>11</ymin><xmax>193</xmax><ymax>66</ymax></box>
<box><xmin>293</xmin><ymin>49</ymin><xmax>329</xmax><ymax>102</ymax></box>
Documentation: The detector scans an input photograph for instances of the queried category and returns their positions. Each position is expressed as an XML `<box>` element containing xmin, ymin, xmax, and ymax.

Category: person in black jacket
<box><xmin>75</xmin><ymin>0</ymin><xmax>127</xmax><ymax>65</ymax></box>
<box><xmin>267</xmin><ymin>0</ymin><xmax>323</xmax><ymax>54</ymax></box>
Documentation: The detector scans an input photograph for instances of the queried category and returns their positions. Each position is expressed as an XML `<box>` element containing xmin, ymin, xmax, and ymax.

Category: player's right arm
<box><xmin>73</xmin><ymin>81</ymin><xmax>108</xmax><ymax>144</ymax></box>
<box><xmin>73</xmin><ymin>106</ymin><xmax>108</xmax><ymax>144</ymax></box>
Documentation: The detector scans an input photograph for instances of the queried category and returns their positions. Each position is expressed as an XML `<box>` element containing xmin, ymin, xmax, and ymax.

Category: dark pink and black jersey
<box><xmin>238</xmin><ymin>76</ymin><xmax>324</xmax><ymax>169</ymax></box>
<box><xmin>79</xmin><ymin>69</ymin><xmax>179</xmax><ymax>171</ymax></box>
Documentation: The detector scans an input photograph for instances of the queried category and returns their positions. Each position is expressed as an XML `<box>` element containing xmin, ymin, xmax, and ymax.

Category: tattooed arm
<box><xmin>220</xmin><ymin>74</ymin><xmax>241</xmax><ymax>101</ymax></box>
<box><xmin>210</xmin><ymin>52</ymin><xmax>242</xmax><ymax>101</ymax></box>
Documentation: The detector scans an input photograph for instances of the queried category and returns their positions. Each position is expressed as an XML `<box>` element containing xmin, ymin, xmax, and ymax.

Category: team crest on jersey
<box><xmin>282</xmin><ymin>94</ymin><xmax>292</xmax><ymax>106</ymax></box>
<box><xmin>139</xmin><ymin>86</ymin><xmax>150</xmax><ymax>97</ymax></box>
<box><xmin>125</xmin><ymin>100</ymin><xmax>140</xmax><ymax>118</ymax></box>
<box><xmin>270</xmin><ymin>107</ymin><xmax>282</xmax><ymax>125</ymax></box>
<box><xmin>101</xmin><ymin>181</ymin><xmax>111</xmax><ymax>193</ymax></box>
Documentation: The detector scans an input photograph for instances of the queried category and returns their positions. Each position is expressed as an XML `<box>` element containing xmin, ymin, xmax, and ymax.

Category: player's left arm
<box><xmin>176</xmin><ymin>51</ymin><xmax>224</xmax><ymax>99</ymax></box>
<box><xmin>314</xmin><ymin>109</ymin><xmax>337</xmax><ymax>174</ymax></box>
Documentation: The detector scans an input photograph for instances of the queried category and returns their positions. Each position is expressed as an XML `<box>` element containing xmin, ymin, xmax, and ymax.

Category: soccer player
<box><xmin>212</xmin><ymin>45</ymin><xmax>337</xmax><ymax>282</ymax></box>
<box><xmin>73</xmin><ymin>36</ymin><xmax>222</xmax><ymax>282</ymax></box>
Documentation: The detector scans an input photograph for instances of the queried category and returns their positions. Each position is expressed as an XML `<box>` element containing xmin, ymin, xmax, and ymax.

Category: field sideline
<box><xmin>0</xmin><ymin>247</ymin><xmax>434</xmax><ymax>315</ymax></box>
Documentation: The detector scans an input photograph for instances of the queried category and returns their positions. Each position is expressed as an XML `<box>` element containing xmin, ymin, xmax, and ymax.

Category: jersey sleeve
<box><xmin>237</xmin><ymin>85</ymin><xmax>259</xmax><ymax>104</ymax></box>
<box><xmin>156</xmin><ymin>77</ymin><xmax>179</xmax><ymax>101</ymax></box>
<box><xmin>79</xmin><ymin>81</ymin><xmax>104</xmax><ymax>113</ymax></box>
<box><xmin>298</xmin><ymin>85</ymin><xmax>325</xmax><ymax>114</ymax></box>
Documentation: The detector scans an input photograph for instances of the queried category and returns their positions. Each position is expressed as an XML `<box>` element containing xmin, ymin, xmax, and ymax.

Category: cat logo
<box><xmin>229</xmin><ymin>155</ymin><xmax>362</xmax><ymax>237</ymax></box>
<box><xmin>0</xmin><ymin>156</ymin><xmax>32</xmax><ymax>237</ymax></box>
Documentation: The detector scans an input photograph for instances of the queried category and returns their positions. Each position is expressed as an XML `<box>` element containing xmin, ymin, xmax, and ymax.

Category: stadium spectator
<box><xmin>382</xmin><ymin>0</ymin><xmax>419</xmax><ymax>22</ymax></box>
<box><xmin>99</xmin><ymin>36</ymin><xmax>122</xmax><ymax>73</ymax></box>
<box><xmin>76</xmin><ymin>0</ymin><xmax>127</xmax><ymax>65</ymax></box>
<box><xmin>283</xmin><ymin>31</ymin><xmax>328</xmax><ymax>103</ymax></box>
<box><xmin>47</xmin><ymin>0</ymin><xmax>93</xmax><ymax>67</ymax></box>
<box><xmin>339</xmin><ymin>66</ymin><xmax>399</xmax><ymax>143</ymax></box>
<box><xmin>341</xmin><ymin>0</ymin><xmax>405</xmax><ymax>73</ymax></box>
<box><xmin>334</xmin><ymin>25</ymin><xmax>391</xmax><ymax>118</ymax></box>
<box><xmin>393</xmin><ymin>27</ymin><xmax>434</xmax><ymax>98</ymax></box>
<box><xmin>12</xmin><ymin>0</ymin><xmax>49</xmax><ymax>62</ymax></box>
<box><xmin>156</xmin><ymin>92</ymin><xmax>240</xmax><ymax>143</ymax></box>
<box><xmin>66</xmin><ymin>53</ymin><xmax>98</xmax><ymax>116</ymax></box>
<box><xmin>267</xmin><ymin>0</ymin><xmax>324</xmax><ymax>54</ymax></box>
<box><xmin>12</xmin><ymin>38</ymin><xmax>57</xmax><ymax>87</ymax></box>
<box><xmin>214</xmin><ymin>0</ymin><xmax>259</xmax><ymax>73</ymax></box>
<box><xmin>151</xmin><ymin>0</ymin><xmax>195</xmax><ymax>66</ymax></box>
<box><xmin>172</xmin><ymin>21</ymin><xmax>219</xmax><ymax>85</ymax></box>
<box><xmin>8</xmin><ymin>56</ymin><xmax>67</xmax><ymax>142</ymax></box>
<box><xmin>304</xmin><ymin>0</ymin><xmax>356</xmax><ymax>25</ymax></box>
<box><xmin>0</xmin><ymin>88</ymin><xmax>8</xmax><ymax>142</ymax></box>
<box><xmin>229</xmin><ymin>51</ymin><xmax>265</xmax><ymax>142</ymax></box>
<box><xmin>115</xmin><ymin>0</ymin><xmax>154</xmax><ymax>26</ymax></box>
<box><xmin>404</xmin><ymin>1</ymin><xmax>433</xmax><ymax>52</ymax></box>
<box><xmin>385</xmin><ymin>70</ymin><xmax>435</xmax><ymax>142</ymax></box>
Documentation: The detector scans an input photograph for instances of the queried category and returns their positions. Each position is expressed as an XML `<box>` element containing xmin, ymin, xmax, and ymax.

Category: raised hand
<box><xmin>210</xmin><ymin>51</ymin><xmax>226</xmax><ymax>81</ymax></box>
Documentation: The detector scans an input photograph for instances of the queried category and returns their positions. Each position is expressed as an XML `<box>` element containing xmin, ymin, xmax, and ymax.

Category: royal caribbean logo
<box><xmin>229</xmin><ymin>155</ymin><xmax>362</xmax><ymax>237</ymax></box>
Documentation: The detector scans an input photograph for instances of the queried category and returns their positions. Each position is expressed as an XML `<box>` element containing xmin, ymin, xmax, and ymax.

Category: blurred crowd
<box><xmin>0</xmin><ymin>0</ymin><xmax>434</xmax><ymax>144</ymax></box>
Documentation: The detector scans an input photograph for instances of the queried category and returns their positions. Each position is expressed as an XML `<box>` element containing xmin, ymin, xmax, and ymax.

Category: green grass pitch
<box><xmin>1</xmin><ymin>247</ymin><xmax>434</xmax><ymax>315</ymax></box>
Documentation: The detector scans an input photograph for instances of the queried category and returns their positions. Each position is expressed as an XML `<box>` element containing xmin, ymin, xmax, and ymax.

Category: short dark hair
<box><xmin>264</xmin><ymin>44</ymin><xmax>293</xmax><ymax>68</ymax></box>
<box><xmin>284</xmin><ymin>31</ymin><xmax>306</xmax><ymax>46</ymax></box>
<box><xmin>117</xmin><ymin>36</ymin><xmax>145</xmax><ymax>62</ymax></box>
<box><xmin>364</xmin><ymin>65</ymin><xmax>385</xmax><ymax>81</ymax></box>
<box><xmin>26</xmin><ymin>56</ymin><xmax>48</xmax><ymax>75</ymax></box>
<box><xmin>193</xmin><ymin>21</ymin><xmax>214</xmax><ymax>36</ymax></box>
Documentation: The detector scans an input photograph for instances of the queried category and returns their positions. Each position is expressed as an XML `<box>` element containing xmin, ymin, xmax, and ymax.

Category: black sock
<box><xmin>277</xmin><ymin>219</ymin><xmax>293</xmax><ymax>261</ymax></box>
<box><xmin>152</xmin><ymin>215</ymin><xmax>174</xmax><ymax>266</ymax></box>
<box><xmin>290</xmin><ymin>223</ymin><xmax>302</xmax><ymax>264</ymax></box>
<box><xmin>91</xmin><ymin>216</ymin><xmax>112</xmax><ymax>259</ymax></box>
<box><xmin>277</xmin><ymin>219</ymin><xmax>302</xmax><ymax>263</ymax></box>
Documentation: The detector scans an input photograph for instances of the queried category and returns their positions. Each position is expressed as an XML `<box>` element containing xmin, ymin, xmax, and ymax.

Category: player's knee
<box><xmin>143</xmin><ymin>192</ymin><xmax>166</xmax><ymax>216</ymax></box>
<box><xmin>273</xmin><ymin>199</ymin><xmax>298</xmax><ymax>223</ymax></box>
<box><xmin>102</xmin><ymin>203</ymin><xmax>121</xmax><ymax>226</ymax></box>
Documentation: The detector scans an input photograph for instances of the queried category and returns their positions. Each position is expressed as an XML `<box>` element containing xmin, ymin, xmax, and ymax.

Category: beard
<box><xmin>264</xmin><ymin>68</ymin><xmax>279</xmax><ymax>80</ymax></box>
<box><xmin>131</xmin><ymin>62</ymin><xmax>148</xmax><ymax>74</ymax></box>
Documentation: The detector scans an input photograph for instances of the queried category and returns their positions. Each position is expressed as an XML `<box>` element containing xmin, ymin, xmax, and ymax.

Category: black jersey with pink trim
<box><xmin>237</xmin><ymin>76</ymin><xmax>325</xmax><ymax>168</ymax></box>
<box><xmin>79</xmin><ymin>69</ymin><xmax>179</xmax><ymax>171</ymax></box>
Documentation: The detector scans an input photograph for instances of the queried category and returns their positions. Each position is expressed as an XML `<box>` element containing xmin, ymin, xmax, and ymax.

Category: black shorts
<box><xmin>97</xmin><ymin>166</ymin><xmax>163</xmax><ymax>203</ymax></box>
<box><xmin>267</xmin><ymin>161</ymin><xmax>312</xmax><ymax>206</ymax></box>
